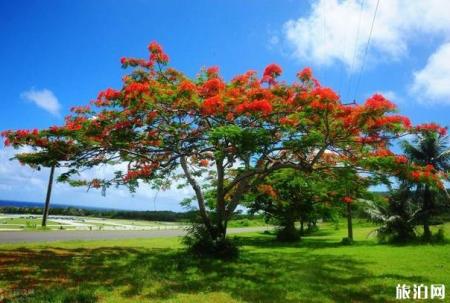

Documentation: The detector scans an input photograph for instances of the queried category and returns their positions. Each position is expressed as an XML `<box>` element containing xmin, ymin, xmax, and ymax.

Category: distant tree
<box><xmin>1</xmin><ymin>132</ymin><xmax>81</xmax><ymax>227</ymax></box>
<box><xmin>249</xmin><ymin>170</ymin><xmax>333</xmax><ymax>241</ymax></box>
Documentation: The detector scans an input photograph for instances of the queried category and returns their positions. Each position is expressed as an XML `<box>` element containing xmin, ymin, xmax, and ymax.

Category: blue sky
<box><xmin>0</xmin><ymin>0</ymin><xmax>449</xmax><ymax>211</ymax></box>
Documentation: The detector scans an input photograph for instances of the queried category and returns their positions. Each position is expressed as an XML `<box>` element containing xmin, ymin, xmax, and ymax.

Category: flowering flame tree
<box><xmin>2</xmin><ymin>42</ymin><xmax>447</xmax><ymax>251</ymax></box>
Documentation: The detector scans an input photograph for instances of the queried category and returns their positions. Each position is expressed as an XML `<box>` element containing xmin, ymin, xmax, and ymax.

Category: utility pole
<box><xmin>42</xmin><ymin>164</ymin><xmax>56</xmax><ymax>227</ymax></box>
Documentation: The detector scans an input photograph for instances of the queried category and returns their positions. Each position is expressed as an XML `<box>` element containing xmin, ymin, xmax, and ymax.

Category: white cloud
<box><xmin>21</xmin><ymin>88</ymin><xmax>61</xmax><ymax>117</ymax></box>
<box><xmin>411</xmin><ymin>42</ymin><xmax>450</xmax><ymax>105</ymax></box>
<box><xmin>282</xmin><ymin>0</ymin><xmax>450</xmax><ymax>71</ymax></box>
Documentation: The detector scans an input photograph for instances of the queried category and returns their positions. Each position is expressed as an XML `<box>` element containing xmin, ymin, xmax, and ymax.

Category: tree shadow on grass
<box><xmin>0</xmin><ymin>237</ymin><xmax>429</xmax><ymax>303</ymax></box>
<box><xmin>233</xmin><ymin>232</ymin><xmax>377</xmax><ymax>250</ymax></box>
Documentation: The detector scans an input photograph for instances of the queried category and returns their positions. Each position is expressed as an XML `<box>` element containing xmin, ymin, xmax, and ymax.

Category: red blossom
<box><xmin>236</xmin><ymin>100</ymin><xmax>272</xmax><ymax>115</ymax></box>
<box><xmin>415</xmin><ymin>123</ymin><xmax>447</xmax><ymax>136</ymax></box>
<box><xmin>394</xmin><ymin>155</ymin><xmax>408</xmax><ymax>164</ymax></box>
<box><xmin>206</xmin><ymin>66</ymin><xmax>219</xmax><ymax>77</ymax></box>
<box><xmin>148</xmin><ymin>41</ymin><xmax>169</xmax><ymax>64</ymax></box>
<box><xmin>201</xmin><ymin>96</ymin><xmax>224</xmax><ymax>115</ymax></box>
<box><xmin>148</xmin><ymin>41</ymin><xmax>163</xmax><ymax>53</ymax></box>
<box><xmin>279</xmin><ymin>117</ymin><xmax>299</xmax><ymax>126</ymax></box>
<box><xmin>124</xmin><ymin>82</ymin><xmax>150</xmax><ymax>97</ymax></box>
<box><xmin>199</xmin><ymin>159</ymin><xmax>209</xmax><ymax>167</ymax></box>
<box><xmin>373</xmin><ymin>149</ymin><xmax>394</xmax><ymax>157</ymax></box>
<box><xmin>258</xmin><ymin>184</ymin><xmax>277</xmax><ymax>199</ymax></box>
<box><xmin>263</xmin><ymin>64</ymin><xmax>282</xmax><ymax>78</ymax></box>
<box><xmin>262</xmin><ymin>64</ymin><xmax>282</xmax><ymax>86</ymax></box>
<box><xmin>297</xmin><ymin>67</ymin><xmax>312</xmax><ymax>80</ymax></box>
<box><xmin>342</xmin><ymin>196</ymin><xmax>353</xmax><ymax>203</ymax></box>
<box><xmin>411</xmin><ymin>171</ymin><xmax>421</xmax><ymax>181</ymax></box>
<box><xmin>91</xmin><ymin>179</ymin><xmax>102</xmax><ymax>189</ymax></box>
<box><xmin>371</xmin><ymin>115</ymin><xmax>412</xmax><ymax>130</ymax></box>
<box><xmin>199</xmin><ymin>78</ymin><xmax>225</xmax><ymax>97</ymax></box>
<box><xmin>95</xmin><ymin>88</ymin><xmax>121</xmax><ymax>106</ymax></box>
<box><xmin>312</xmin><ymin>87</ymin><xmax>339</xmax><ymax>102</ymax></box>
<box><xmin>179</xmin><ymin>80</ymin><xmax>197</xmax><ymax>94</ymax></box>
<box><xmin>364</xmin><ymin>94</ymin><xmax>396</xmax><ymax>111</ymax></box>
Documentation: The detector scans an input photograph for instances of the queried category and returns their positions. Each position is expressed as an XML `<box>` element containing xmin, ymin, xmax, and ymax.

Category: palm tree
<box><xmin>363</xmin><ymin>184</ymin><xmax>420</xmax><ymax>242</ymax></box>
<box><xmin>402</xmin><ymin>132</ymin><xmax>450</xmax><ymax>240</ymax></box>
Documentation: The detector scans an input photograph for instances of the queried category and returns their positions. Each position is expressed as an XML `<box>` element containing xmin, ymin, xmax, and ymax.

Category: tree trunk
<box><xmin>300</xmin><ymin>218</ymin><xmax>304</xmax><ymax>235</ymax></box>
<box><xmin>42</xmin><ymin>164</ymin><xmax>55</xmax><ymax>227</ymax></box>
<box><xmin>422</xmin><ymin>185</ymin><xmax>432</xmax><ymax>241</ymax></box>
<box><xmin>180</xmin><ymin>157</ymin><xmax>214</xmax><ymax>236</ymax></box>
<box><xmin>215</xmin><ymin>158</ymin><xmax>226</xmax><ymax>240</ymax></box>
<box><xmin>347</xmin><ymin>202</ymin><xmax>353</xmax><ymax>241</ymax></box>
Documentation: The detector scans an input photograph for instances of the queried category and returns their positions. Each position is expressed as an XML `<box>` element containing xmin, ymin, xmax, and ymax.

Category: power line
<box><xmin>322</xmin><ymin>0</ymin><xmax>327</xmax><ymax>85</ymax></box>
<box><xmin>345</xmin><ymin>0</ymin><xmax>365</xmax><ymax>101</ymax></box>
<box><xmin>352</xmin><ymin>0</ymin><xmax>380</xmax><ymax>102</ymax></box>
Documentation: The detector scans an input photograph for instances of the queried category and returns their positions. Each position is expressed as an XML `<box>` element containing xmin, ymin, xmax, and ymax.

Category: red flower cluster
<box><xmin>407</xmin><ymin>164</ymin><xmax>444</xmax><ymax>189</ymax></box>
<box><xmin>231</xmin><ymin>70</ymin><xmax>256</xmax><ymax>85</ymax></box>
<box><xmin>90</xmin><ymin>179</ymin><xmax>102</xmax><ymax>189</ymax></box>
<box><xmin>201</xmin><ymin>96</ymin><xmax>224</xmax><ymax>115</ymax></box>
<box><xmin>1</xmin><ymin>129</ymin><xmax>42</xmax><ymax>147</ymax></box>
<box><xmin>297</xmin><ymin>67</ymin><xmax>312</xmax><ymax>81</ymax></box>
<box><xmin>179</xmin><ymin>80</ymin><xmax>197</xmax><ymax>94</ymax></box>
<box><xmin>123</xmin><ymin>164</ymin><xmax>155</xmax><ymax>182</ymax></box>
<box><xmin>124</xmin><ymin>82</ymin><xmax>150</xmax><ymax>98</ymax></box>
<box><xmin>148</xmin><ymin>41</ymin><xmax>169</xmax><ymax>64</ymax></box>
<box><xmin>235</xmin><ymin>100</ymin><xmax>272</xmax><ymax>115</ymax></box>
<box><xmin>262</xmin><ymin>64</ymin><xmax>282</xmax><ymax>85</ymax></box>
<box><xmin>310</xmin><ymin>87</ymin><xmax>340</xmax><ymax>111</ymax></box>
<box><xmin>263</xmin><ymin>64</ymin><xmax>282</xmax><ymax>77</ymax></box>
<box><xmin>258</xmin><ymin>184</ymin><xmax>277</xmax><ymax>199</ymax></box>
<box><xmin>65</xmin><ymin>117</ymin><xmax>87</xmax><ymax>131</ymax></box>
<box><xmin>94</xmin><ymin>88</ymin><xmax>121</xmax><ymax>106</ymax></box>
<box><xmin>146</xmin><ymin>111</ymin><xmax>158</xmax><ymax>122</ymax></box>
<box><xmin>342</xmin><ymin>196</ymin><xmax>353</xmax><ymax>203</ymax></box>
<box><xmin>200</xmin><ymin>78</ymin><xmax>225</xmax><ymax>97</ymax></box>
<box><xmin>357</xmin><ymin>135</ymin><xmax>381</xmax><ymax>144</ymax></box>
<box><xmin>206</xmin><ymin>66</ymin><xmax>219</xmax><ymax>77</ymax></box>
<box><xmin>199</xmin><ymin>159</ymin><xmax>209</xmax><ymax>167</ymax></box>
<box><xmin>394</xmin><ymin>155</ymin><xmax>408</xmax><ymax>164</ymax></box>
<box><xmin>279</xmin><ymin>116</ymin><xmax>299</xmax><ymax>126</ymax></box>
<box><xmin>120</xmin><ymin>57</ymin><xmax>152</xmax><ymax>68</ymax></box>
<box><xmin>373</xmin><ymin>149</ymin><xmax>394</xmax><ymax>157</ymax></box>
<box><xmin>364</xmin><ymin>94</ymin><xmax>396</xmax><ymax>111</ymax></box>
<box><xmin>415</xmin><ymin>123</ymin><xmax>447</xmax><ymax>136</ymax></box>
<box><xmin>371</xmin><ymin>115</ymin><xmax>412</xmax><ymax>129</ymax></box>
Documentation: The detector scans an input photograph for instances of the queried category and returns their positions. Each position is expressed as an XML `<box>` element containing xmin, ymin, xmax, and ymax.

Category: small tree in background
<box><xmin>1</xmin><ymin>129</ymin><xmax>82</xmax><ymax>227</ymax></box>
<box><xmin>249</xmin><ymin>169</ymin><xmax>337</xmax><ymax>241</ymax></box>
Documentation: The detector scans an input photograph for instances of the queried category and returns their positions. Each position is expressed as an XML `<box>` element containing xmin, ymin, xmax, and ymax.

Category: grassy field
<box><xmin>0</xmin><ymin>221</ymin><xmax>449</xmax><ymax>303</ymax></box>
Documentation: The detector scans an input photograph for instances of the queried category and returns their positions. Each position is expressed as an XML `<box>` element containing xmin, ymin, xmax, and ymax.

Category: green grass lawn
<box><xmin>227</xmin><ymin>218</ymin><xmax>267</xmax><ymax>228</ymax></box>
<box><xmin>0</xmin><ymin>221</ymin><xmax>449</xmax><ymax>303</ymax></box>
